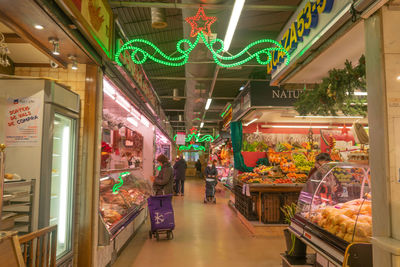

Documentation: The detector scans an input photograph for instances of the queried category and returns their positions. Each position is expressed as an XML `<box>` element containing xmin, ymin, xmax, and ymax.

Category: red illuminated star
<box><xmin>341</xmin><ymin>124</ymin><xmax>349</xmax><ymax>135</ymax></box>
<box><xmin>185</xmin><ymin>7</ymin><xmax>217</xmax><ymax>37</ymax></box>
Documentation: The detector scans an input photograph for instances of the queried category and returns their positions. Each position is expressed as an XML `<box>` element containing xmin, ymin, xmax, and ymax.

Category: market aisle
<box><xmin>112</xmin><ymin>178</ymin><xmax>285</xmax><ymax>267</ymax></box>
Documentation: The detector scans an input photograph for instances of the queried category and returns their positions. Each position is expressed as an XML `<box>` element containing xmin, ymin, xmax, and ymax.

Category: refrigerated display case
<box><xmin>98</xmin><ymin>170</ymin><xmax>151</xmax><ymax>245</ymax></box>
<box><xmin>0</xmin><ymin>79</ymin><xmax>79</xmax><ymax>267</ymax></box>
<box><xmin>289</xmin><ymin>162</ymin><xmax>372</xmax><ymax>267</ymax></box>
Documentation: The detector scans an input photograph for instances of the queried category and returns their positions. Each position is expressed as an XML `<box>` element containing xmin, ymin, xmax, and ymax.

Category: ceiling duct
<box><xmin>151</xmin><ymin>8</ymin><xmax>168</xmax><ymax>29</ymax></box>
<box><xmin>173</xmin><ymin>88</ymin><xmax>179</xmax><ymax>100</ymax></box>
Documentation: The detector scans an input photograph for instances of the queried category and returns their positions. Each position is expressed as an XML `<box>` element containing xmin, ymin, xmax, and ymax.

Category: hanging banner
<box><xmin>176</xmin><ymin>132</ymin><xmax>186</xmax><ymax>145</ymax></box>
<box><xmin>5</xmin><ymin>93</ymin><xmax>43</xmax><ymax>146</ymax></box>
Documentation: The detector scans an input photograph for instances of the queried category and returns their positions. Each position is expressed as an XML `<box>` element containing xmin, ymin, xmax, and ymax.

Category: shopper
<box><xmin>204</xmin><ymin>160</ymin><xmax>218</xmax><ymax>179</ymax></box>
<box><xmin>308</xmin><ymin>152</ymin><xmax>332</xmax><ymax>179</ymax></box>
<box><xmin>152</xmin><ymin>154</ymin><xmax>174</xmax><ymax>195</ymax></box>
<box><xmin>173</xmin><ymin>155</ymin><xmax>187</xmax><ymax>196</ymax></box>
<box><xmin>195</xmin><ymin>159</ymin><xmax>202</xmax><ymax>178</ymax></box>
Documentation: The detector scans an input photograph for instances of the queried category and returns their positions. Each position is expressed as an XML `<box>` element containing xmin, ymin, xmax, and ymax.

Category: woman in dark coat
<box><xmin>173</xmin><ymin>156</ymin><xmax>187</xmax><ymax>196</ymax></box>
<box><xmin>204</xmin><ymin>159</ymin><xmax>218</xmax><ymax>178</ymax></box>
<box><xmin>153</xmin><ymin>154</ymin><xmax>174</xmax><ymax>195</ymax></box>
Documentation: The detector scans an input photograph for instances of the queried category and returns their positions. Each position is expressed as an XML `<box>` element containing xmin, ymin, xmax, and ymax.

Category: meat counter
<box><xmin>98</xmin><ymin>169</ymin><xmax>151</xmax><ymax>245</ymax></box>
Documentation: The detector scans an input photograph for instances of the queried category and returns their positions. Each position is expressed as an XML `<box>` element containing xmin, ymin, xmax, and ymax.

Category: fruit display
<box><xmin>307</xmin><ymin>198</ymin><xmax>372</xmax><ymax>243</ymax></box>
<box><xmin>292</xmin><ymin>153</ymin><xmax>314</xmax><ymax>172</ymax></box>
<box><xmin>280</xmin><ymin>161</ymin><xmax>298</xmax><ymax>173</ymax></box>
<box><xmin>253</xmin><ymin>165</ymin><xmax>273</xmax><ymax>174</ymax></box>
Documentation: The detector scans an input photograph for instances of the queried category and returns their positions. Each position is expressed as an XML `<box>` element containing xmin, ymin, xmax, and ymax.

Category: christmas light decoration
<box><xmin>113</xmin><ymin>171</ymin><xmax>130</xmax><ymax>194</ymax></box>
<box><xmin>173</xmin><ymin>133</ymin><xmax>217</xmax><ymax>143</ymax></box>
<box><xmin>178</xmin><ymin>144</ymin><xmax>206</xmax><ymax>151</ymax></box>
<box><xmin>185</xmin><ymin>7</ymin><xmax>217</xmax><ymax>37</ymax></box>
<box><xmin>115</xmin><ymin>7</ymin><xmax>290</xmax><ymax>69</ymax></box>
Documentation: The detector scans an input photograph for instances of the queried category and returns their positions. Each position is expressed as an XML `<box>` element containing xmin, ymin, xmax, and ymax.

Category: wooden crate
<box><xmin>262</xmin><ymin>193</ymin><xmax>282</xmax><ymax>224</ymax></box>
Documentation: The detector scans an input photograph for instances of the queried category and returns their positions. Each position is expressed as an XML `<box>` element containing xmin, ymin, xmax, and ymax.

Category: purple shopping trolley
<box><xmin>147</xmin><ymin>194</ymin><xmax>175</xmax><ymax>240</ymax></box>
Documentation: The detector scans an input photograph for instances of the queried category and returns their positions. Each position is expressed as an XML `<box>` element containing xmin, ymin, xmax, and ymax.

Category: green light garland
<box><xmin>112</xmin><ymin>171</ymin><xmax>130</xmax><ymax>194</ymax></box>
<box><xmin>115</xmin><ymin>32</ymin><xmax>290</xmax><ymax>68</ymax></box>
<box><xmin>173</xmin><ymin>133</ymin><xmax>218</xmax><ymax>143</ymax></box>
<box><xmin>179</xmin><ymin>144</ymin><xmax>206</xmax><ymax>151</ymax></box>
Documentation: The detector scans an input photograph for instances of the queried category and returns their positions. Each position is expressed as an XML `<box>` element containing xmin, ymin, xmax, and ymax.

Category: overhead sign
<box><xmin>56</xmin><ymin>0</ymin><xmax>113</xmax><ymax>58</ymax></box>
<box><xmin>268</xmin><ymin>0</ymin><xmax>353</xmax><ymax>81</ymax></box>
<box><xmin>232</xmin><ymin>82</ymin><xmax>304</xmax><ymax>121</ymax></box>
<box><xmin>176</xmin><ymin>132</ymin><xmax>186</xmax><ymax>145</ymax></box>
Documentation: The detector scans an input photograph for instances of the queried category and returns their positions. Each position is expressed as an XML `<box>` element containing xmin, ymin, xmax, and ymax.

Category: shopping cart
<box><xmin>147</xmin><ymin>194</ymin><xmax>175</xmax><ymax>240</ymax></box>
<box><xmin>204</xmin><ymin>177</ymin><xmax>217</xmax><ymax>204</ymax></box>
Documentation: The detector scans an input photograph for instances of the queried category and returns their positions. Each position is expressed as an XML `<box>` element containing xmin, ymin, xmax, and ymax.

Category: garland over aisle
<box><xmin>115</xmin><ymin>7</ymin><xmax>290</xmax><ymax>68</ymax></box>
<box><xmin>295</xmin><ymin>55</ymin><xmax>366</xmax><ymax>116</ymax></box>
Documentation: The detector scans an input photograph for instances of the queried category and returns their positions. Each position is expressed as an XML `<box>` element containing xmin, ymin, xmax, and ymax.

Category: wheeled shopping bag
<box><xmin>147</xmin><ymin>194</ymin><xmax>175</xmax><ymax>240</ymax></box>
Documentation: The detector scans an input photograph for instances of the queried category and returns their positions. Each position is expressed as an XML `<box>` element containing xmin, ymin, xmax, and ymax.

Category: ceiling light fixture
<box><xmin>295</xmin><ymin>115</ymin><xmax>364</xmax><ymax>119</ymax></box>
<box><xmin>200</xmin><ymin>122</ymin><xmax>204</xmax><ymax>128</ymax></box>
<box><xmin>205</xmin><ymin>98</ymin><xmax>212</xmax><ymax>110</ymax></box>
<box><xmin>262</xmin><ymin>125</ymin><xmax>329</xmax><ymax>129</ymax></box>
<box><xmin>34</xmin><ymin>24</ymin><xmax>44</xmax><ymax>30</ymax></box>
<box><xmin>243</xmin><ymin>118</ymin><xmax>258</xmax><ymax>127</ymax></box>
<box><xmin>223</xmin><ymin>0</ymin><xmax>245</xmax><ymax>51</ymax></box>
<box><xmin>49</xmin><ymin>38</ymin><xmax>60</xmax><ymax>55</ymax></box>
<box><xmin>68</xmin><ymin>55</ymin><xmax>78</xmax><ymax>70</ymax></box>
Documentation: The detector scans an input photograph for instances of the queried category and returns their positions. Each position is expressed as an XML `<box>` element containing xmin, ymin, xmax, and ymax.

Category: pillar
<box><xmin>365</xmin><ymin>4</ymin><xmax>400</xmax><ymax>267</ymax></box>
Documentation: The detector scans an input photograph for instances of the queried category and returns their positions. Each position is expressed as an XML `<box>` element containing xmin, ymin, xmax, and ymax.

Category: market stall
<box><xmin>98</xmin><ymin>78</ymin><xmax>155</xmax><ymax>266</ymax></box>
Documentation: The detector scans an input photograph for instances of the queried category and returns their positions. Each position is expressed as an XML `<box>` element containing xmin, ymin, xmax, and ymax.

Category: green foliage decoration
<box><xmin>295</xmin><ymin>55</ymin><xmax>367</xmax><ymax>116</ymax></box>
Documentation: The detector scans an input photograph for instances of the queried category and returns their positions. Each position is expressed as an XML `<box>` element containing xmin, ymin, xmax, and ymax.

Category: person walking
<box><xmin>152</xmin><ymin>154</ymin><xmax>174</xmax><ymax>195</ymax></box>
<box><xmin>173</xmin><ymin>156</ymin><xmax>187</xmax><ymax>196</ymax></box>
<box><xmin>195</xmin><ymin>159</ymin><xmax>202</xmax><ymax>179</ymax></box>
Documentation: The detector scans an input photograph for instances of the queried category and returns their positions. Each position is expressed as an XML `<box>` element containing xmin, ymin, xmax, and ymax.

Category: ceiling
<box><xmin>0</xmin><ymin>22</ymin><xmax>50</xmax><ymax>64</ymax></box>
<box><xmin>112</xmin><ymin>0</ymin><xmax>302</xmax><ymax>134</ymax></box>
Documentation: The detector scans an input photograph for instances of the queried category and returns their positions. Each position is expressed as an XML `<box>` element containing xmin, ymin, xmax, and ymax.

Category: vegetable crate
<box><xmin>234</xmin><ymin>185</ymin><xmax>258</xmax><ymax>221</ymax></box>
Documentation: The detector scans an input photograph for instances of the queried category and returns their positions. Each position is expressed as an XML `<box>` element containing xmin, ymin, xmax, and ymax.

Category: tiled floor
<box><xmin>112</xmin><ymin>178</ymin><xmax>285</xmax><ymax>267</ymax></box>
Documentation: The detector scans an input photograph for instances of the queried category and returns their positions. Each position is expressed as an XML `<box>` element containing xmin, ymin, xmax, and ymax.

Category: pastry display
<box><xmin>294</xmin><ymin>163</ymin><xmax>372</xmax><ymax>244</ymax></box>
<box><xmin>308</xmin><ymin>198</ymin><xmax>372</xmax><ymax>243</ymax></box>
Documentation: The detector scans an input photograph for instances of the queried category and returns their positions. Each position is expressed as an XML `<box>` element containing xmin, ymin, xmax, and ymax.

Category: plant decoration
<box><xmin>115</xmin><ymin>7</ymin><xmax>290</xmax><ymax>68</ymax></box>
<box><xmin>281</xmin><ymin>203</ymin><xmax>298</xmax><ymax>256</ymax></box>
<box><xmin>295</xmin><ymin>55</ymin><xmax>367</xmax><ymax>116</ymax></box>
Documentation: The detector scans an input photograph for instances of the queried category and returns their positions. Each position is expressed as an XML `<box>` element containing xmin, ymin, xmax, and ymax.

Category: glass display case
<box><xmin>98</xmin><ymin>170</ymin><xmax>151</xmax><ymax>243</ymax></box>
<box><xmin>290</xmin><ymin>162</ymin><xmax>371</xmax><ymax>265</ymax></box>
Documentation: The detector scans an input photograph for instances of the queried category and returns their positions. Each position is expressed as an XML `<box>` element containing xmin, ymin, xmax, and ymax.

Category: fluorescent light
<box><xmin>266</xmin><ymin>125</ymin><xmax>329</xmax><ymax>129</ymax></box>
<box><xmin>243</xmin><ymin>118</ymin><xmax>258</xmax><ymax>126</ymax></box>
<box><xmin>103</xmin><ymin>80</ymin><xmax>116</xmax><ymax>99</ymax></box>
<box><xmin>58</xmin><ymin>126</ymin><xmax>70</xmax><ymax>245</ymax></box>
<box><xmin>115</xmin><ymin>95</ymin><xmax>132</xmax><ymax>113</ymax></box>
<box><xmin>200</xmin><ymin>122</ymin><xmax>204</xmax><ymax>128</ymax></box>
<box><xmin>130</xmin><ymin>108</ymin><xmax>141</xmax><ymax>121</ymax></box>
<box><xmin>205</xmin><ymin>98</ymin><xmax>212</xmax><ymax>110</ymax></box>
<box><xmin>34</xmin><ymin>24</ymin><xmax>44</xmax><ymax>30</ymax></box>
<box><xmin>397</xmin><ymin>75</ymin><xmax>400</xmax><ymax>81</ymax></box>
<box><xmin>141</xmin><ymin>116</ymin><xmax>150</xmax><ymax>127</ymax></box>
<box><xmin>223</xmin><ymin>0</ymin><xmax>245</xmax><ymax>51</ymax></box>
<box><xmin>239</xmin><ymin>86</ymin><xmax>245</xmax><ymax>91</ymax></box>
<box><xmin>346</xmin><ymin>92</ymin><xmax>368</xmax><ymax>96</ymax></box>
<box><xmin>295</xmin><ymin>115</ymin><xmax>364</xmax><ymax>119</ymax></box>
<box><xmin>127</xmin><ymin>117</ymin><xmax>138</xmax><ymax>127</ymax></box>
